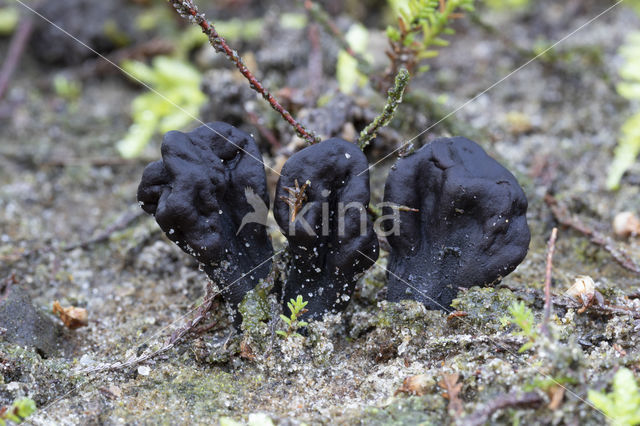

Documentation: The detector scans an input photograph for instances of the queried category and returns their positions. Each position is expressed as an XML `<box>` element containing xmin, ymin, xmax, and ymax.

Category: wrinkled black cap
<box><xmin>137</xmin><ymin>122</ymin><xmax>273</xmax><ymax>317</ymax></box>
<box><xmin>274</xmin><ymin>138</ymin><xmax>379</xmax><ymax>319</ymax></box>
<box><xmin>382</xmin><ymin>137</ymin><xmax>530</xmax><ymax>310</ymax></box>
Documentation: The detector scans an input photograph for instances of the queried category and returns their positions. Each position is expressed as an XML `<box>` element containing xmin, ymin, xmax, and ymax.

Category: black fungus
<box><xmin>382</xmin><ymin>137</ymin><xmax>530</xmax><ymax>310</ymax></box>
<box><xmin>137</xmin><ymin>122</ymin><xmax>273</xmax><ymax>320</ymax></box>
<box><xmin>274</xmin><ymin>138</ymin><xmax>379</xmax><ymax>319</ymax></box>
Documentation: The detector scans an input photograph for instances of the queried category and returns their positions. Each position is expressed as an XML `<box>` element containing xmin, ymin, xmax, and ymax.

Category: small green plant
<box><xmin>53</xmin><ymin>74</ymin><xmax>82</xmax><ymax>101</ymax></box>
<box><xmin>0</xmin><ymin>6</ymin><xmax>19</xmax><ymax>36</ymax></box>
<box><xmin>116</xmin><ymin>55</ymin><xmax>206</xmax><ymax>158</ymax></box>
<box><xmin>607</xmin><ymin>32</ymin><xmax>640</xmax><ymax>190</ymax></box>
<box><xmin>276</xmin><ymin>295</ymin><xmax>309</xmax><ymax>338</ymax></box>
<box><xmin>500</xmin><ymin>300</ymin><xmax>539</xmax><ymax>352</ymax></box>
<box><xmin>386</xmin><ymin>0</ymin><xmax>476</xmax><ymax>77</ymax></box>
<box><xmin>588</xmin><ymin>368</ymin><xmax>640</xmax><ymax>426</ymax></box>
<box><xmin>0</xmin><ymin>397</ymin><xmax>36</xmax><ymax>425</ymax></box>
<box><xmin>336</xmin><ymin>23</ymin><xmax>370</xmax><ymax>94</ymax></box>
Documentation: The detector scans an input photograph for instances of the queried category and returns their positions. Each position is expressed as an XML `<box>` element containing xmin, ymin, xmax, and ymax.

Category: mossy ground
<box><xmin>1</xmin><ymin>0</ymin><xmax>639</xmax><ymax>424</ymax></box>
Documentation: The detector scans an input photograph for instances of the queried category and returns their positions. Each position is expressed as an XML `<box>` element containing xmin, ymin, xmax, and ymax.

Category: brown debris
<box><xmin>395</xmin><ymin>374</ymin><xmax>431</xmax><ymax>396</ymax></box>
<box><xmin>613</xmin><ymin>343</ymin><xmax>627</xmax><ymax>357</ymax></box>
<box><xmin>99</xmin><ymin>384</ymin><xmax>123</xmax><ymax>399</ymax></box>
<box><xmin>547</xmin><ymin>385</ymin><xmax>565</xmax><ymax>410</ymax></box>
<box><xmin>446</xmin><ymin>310</ymin><xmax>469</xmax><ymax>321</ymax></box>
<box><xmin>52</xmin><ymin>301</ymin><xmax>88</xmax><ymax>329</ymax></box>
<box><xmin>240</xmin><ymin>340</ymin><xmax>256</xmax><ymax>361</ymax></box>
<box><xmin>564</xmin><ymin>275</ymin><xmax>604</xmax><ymax>314</ymax></box>
<box><xmin>280</xmin><ymin>179</ymin><xmax>311</xmax><ymax>223</ymax></box>
<box><xmin>438</xmin><ymin>372</ymin><xmax>464</xmax><ymax>416</ymax></box>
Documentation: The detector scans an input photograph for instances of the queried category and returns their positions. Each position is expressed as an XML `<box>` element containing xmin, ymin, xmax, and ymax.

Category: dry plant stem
<box><xmin>438</xmin><ymin>373</ymin><xmax>463</xmax><ymax>416</ymax></box>
<box><xmin>301</xmin><ymin>0</ymin><xmax>371</xmax><ymax>73</ymax></box>
<box><xmin>63</xmin><ymin>210</ymin><xmax>145</xmax><ymax>252</ymax></box>
<box><xmin>79</xmin><ymin>282</ymin><xmax>220</xmax><ymax>374</ymax></box>
<box><xmin>245</xmin><ymin>110</ymin><xmax>281</xmax><ymax>149</ymax></box>
<box><xmin>358</xmin><ymin>69</ymin><xmax>410</xmax><ymax>149</ymax></box>
<box><xmin>545</xmin><ymin>194</ymin><xmax>640</xmax><ymax>274</ymax></box>
<box><xmin>307</xmin><ymin>22</ymin><xmax>323</xmax><ymax>102</ymax></box>
<box><xmin>541</xmin><ymin>227</ymin><xmax>558</xmax><ymax>337</ymax></box>
<box><xmin>462</xmin><ymin>392</ymin><xmax>544</xmax><ymax>426</ymax></box>
<box><xmin>169</xmin><ymin>0</ymin><xmax>320</xmax><ymax>145</ymax></box>
<box><xmin>2</xmin><ymin>209</ymin><xmax>144</xmax><ymax>264</ymax></box>
<box><xmin>552</xmin><ymin>295</ymin><xmax>640</xmax><ymax>319</ymax></box>
<box><xmin>0</xmin><ymin>17</ymin><xmax>33</xmax><ymax>100</ymax></box>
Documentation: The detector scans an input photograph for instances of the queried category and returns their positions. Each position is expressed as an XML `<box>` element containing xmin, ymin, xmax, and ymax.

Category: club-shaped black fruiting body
<box><xmin>382</xmin><ymin>137</ymin><xmax>530</xmax><ymax>310</ymax></box>
<box><xmin>137</xmin><ymin>122</ymin><xmax>273</xmax><ymax>322</ymax></box>
<box><xmin>274</xmin><ymin>138</ymin><xmax>379</xmax><ymax>320</ymax></box>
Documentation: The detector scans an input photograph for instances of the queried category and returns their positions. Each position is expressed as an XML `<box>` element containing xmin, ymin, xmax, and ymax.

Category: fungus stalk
<box><xmin>358</xmin><ymin>68</ymin><xmax>410</xmax><ymax>150</ymax></box>
<box><xmin>274</xmin><ymin>139</ymin><xmax>379</xmax><ymax>319</ymax></box>
<box><xmin>168</xmin><ymin>0</ymin><xmax>321</xmax><ymax>145</ymax></box>
<box><xmin>137</xmin><ymin>122</ymin><xmax>274</xmax><ymax>325</ymax></box>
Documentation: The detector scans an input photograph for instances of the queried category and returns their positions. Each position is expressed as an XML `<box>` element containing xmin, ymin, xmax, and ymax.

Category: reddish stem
<box><xmin>0</xmin><ymin>17</ymin><xmax>33</xmax><ymax>101</ymax></box>
<box><xmin>169</xmin><ymin>0</ymin><xmax>320</xmax><ymax>145</ymax></box>
<box><xmin>541</xmin><ymin>227</ymin><xmax>557</xmax><ymax>337</ymax></box>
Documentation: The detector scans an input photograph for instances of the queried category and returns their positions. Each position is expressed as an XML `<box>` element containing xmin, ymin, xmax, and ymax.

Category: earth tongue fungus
<box><xmin>137</xmin><ymin>122</ymin><xmax>273</xmax><ymax>324</ymax></box>
<box><xmin>274</xmin><ymin>138</ymin><xmax>379</xmax><ymax>320</ymax></box>
<box><xmin>382</xmin><ymin>137</ymin><xmax>530</xmax><ymax>310</ymax></box>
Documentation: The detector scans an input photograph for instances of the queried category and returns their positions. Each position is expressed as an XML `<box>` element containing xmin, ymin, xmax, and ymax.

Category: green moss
<box><xmin>374</xmin><ymin>300</ymin><xmax>432</xmax><ymax>330</ymax></box>
<box><xmin>451</xmin><ymin>286</ymin><xmax>520</xmax><ymax>333</ymax></box>
<box><xmin>239</xmin><ymin>280</ymin><xmax>273</xmax><ymax>335</ymax></box>
<box><xmin>357</xmin><ymin>394</ymin><xmax>447</xmax><ymax>425</ymax></box>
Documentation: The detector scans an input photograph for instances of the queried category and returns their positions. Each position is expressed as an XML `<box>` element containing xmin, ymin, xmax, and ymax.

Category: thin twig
<box><xmin>307</xmin><ymin>22</ymin><xmax>323</xmax><ymax>103</ymax></box>
<box><xmin>358</xmin><ymin>68</ymin><xmax>410</xmax><ymax>150</ymax></box>
<box><xmin>79</xmin><ymin>281</ymin><xmax>220</xmax><ymax>374</ymax></box>
<box><xmin>168</xmin><ymin>0</ymin><xmax>320</xmax><ymax>145</ymax></box>
<box><xmin>0</xmin><ymin>17</ymin><xmax>33</xmax><ymax>100</ymax></box>
<box><xmin>552</xmin><ymin>295</ymin><xmax>640</xmax><ymax>319</ymax></box>
<box><xmin>245</xmin><ymin>110</ymin><xmax>281</xmax><ymax>149</ymax></box>
<box><xmin>300</xmin><ymin>0</ymin><xmax>371</xmax><ymax>74</ymax></box>
<box><xmin>3</xmin><ymin>208</ymin><xmax>145</xmax><ymax>264</ymax></box>
<box><xmin>461</xmin><ymin>392</ymin><xmax>544</xmax><ymax>426</ymax></box>
<box><xmin>541</xmin><ymin>227</ymin><xmax>558</xmax><ymax>337</ymax></box>
<box><xmin>544</xmin><ymin>194</ymin><xmax>640</xmax><ymax>274</ymax></box>
<box><xmin>63</xmin><ymin>210</ymin><xmax>145</xmax><ymax>252</ymax></box>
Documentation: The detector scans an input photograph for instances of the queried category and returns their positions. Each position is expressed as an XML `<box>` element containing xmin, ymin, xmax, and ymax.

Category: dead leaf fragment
<box><xmin>53</xmin><ymin>301</ymin><xmax>88</xmax><ymax>329</ymax></box>
<box><xmin>438</xmin><ymin>372</ymin><xmax>463</xmax><ymax>416</ymax></box>
<box><xmin>395</xmin><ymin>374</ymin><xmax>431</xmax><ymax>396</ymax></box>
<box><xmin>564</xmin><ymin>276</ymin><xmax>604</xmax><ymax>313</ymax></box>
<box><xmin>446</xmin><ymin>310</ymin><xmax>468</xmax><ymax>321</ymax></box>
<box><xmin>547</xmin><ymin>384</ymin><xmax>565</xmax><ymax>410</ymax></box>
<box><xmin>240</xmin><ymin>340</ymin><xmax>256</xmax><ymax>361</ymax></box>
<box><xmin>99</xmin><ymin>384</ymin><xmax>123</xmax><ymax>399</ymax></box>
<box><xmin>613</xmin><ymin>343</ymin><xmax>627</xmax><ymax>357</ymax></box>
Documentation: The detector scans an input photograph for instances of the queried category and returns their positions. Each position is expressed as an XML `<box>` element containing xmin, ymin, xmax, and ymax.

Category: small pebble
<box><xmin>612</xmin><ymin>211</ymin><xmax>640</xmax><ymax>238</ymax></box>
